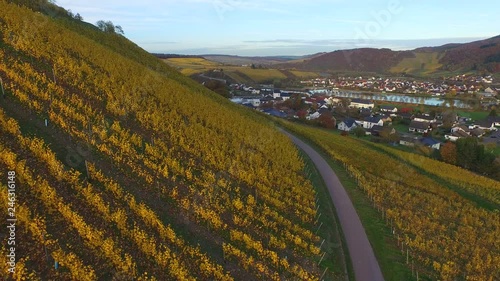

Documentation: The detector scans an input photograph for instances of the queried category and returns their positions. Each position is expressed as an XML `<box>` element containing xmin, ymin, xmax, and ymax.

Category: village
<box><xmin>230</xmin><ymin>84</ymin><xmax>500</xmax><ymax>155</ymax></box>
<box><xmin>299</xmin><ymin>74</ymin><xmax>498</xmax><ymax>97</ymax></box>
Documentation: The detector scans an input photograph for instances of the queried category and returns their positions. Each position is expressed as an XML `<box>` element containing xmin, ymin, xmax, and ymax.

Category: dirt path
<box><xmin>282</xmin><ymin>130</ymin><xmax>384</xmax><ymax>281</ymax></box>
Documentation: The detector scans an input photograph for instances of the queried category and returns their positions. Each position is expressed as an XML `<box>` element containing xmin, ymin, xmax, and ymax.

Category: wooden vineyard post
<box><xmin>318</xmin><ymin>252</ymin><xmax>326</xmax><ymax>265</ymax></box>
<box><xmin>315</xmin><ymin>222</ymin><xmax>323</xmax><ymax>234</ymax></box>
<box><xmin>42</xmin><ymin>233</ymin><xmax>49</xmax><ymax>264</ymax></box>
<box><xmin>52</xmin><ymin>66</ymin><xmax>57</xmax><ymax>84</ymax></box>
<box><xmin>320</xmin><ymin>267</ymin><xmax>328</xmax><ymax>280</ymax></box>
<box><xmin>85</xmin><ymin>160</ymin><xmax>91</xmax><ymax>181</ymax></box>
<box><xmin>319</xmin><ymin>239</ymin><xmax>325</xmax><ymax>250</ymax></box>
<box><xmin>412</xmin><ymin>260</ymin><xmax>414</xmax><ymax>276</ymax></box>
<box><xmin>315</xmin><ymin>213</ymin><xmax>322</xmax><ymax>224</ymax></box>
<box><xmin>1</xmin><ymin>77</ymin><xmax>5</xmax><ymax>98</ymax></box>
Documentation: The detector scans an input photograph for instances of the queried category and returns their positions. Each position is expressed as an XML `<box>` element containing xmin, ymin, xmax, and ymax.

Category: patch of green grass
<box><xmin>234</xmin><ymin>68</ymin><xmax>287</xmax><ymax>82</ymax></box>
<box><xmin>456</xmin><ymin>110</ymin><xmax>489</xmax><ymax>121</ymax></box>
<box><xmin>290</xmin><ymin>70</ymin><xmax>320</xmax><ymax>78</ymax></box>
<box><xmin>492</xmin><ymin>146</ymin><xmax>500</xmax><ymax>156</ymax></box>
<box><xmin>390</xmin><ymin>52</ymin><xmax>443</xmax><ymax>75</ymax></box>
<box><xmin>393</xmin><ymin>123</ymin><xmax>409</xmax><ymax>133</ymax></box>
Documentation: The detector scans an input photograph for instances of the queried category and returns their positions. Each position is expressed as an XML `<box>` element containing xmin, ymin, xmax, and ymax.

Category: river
<box><xmin>311</xmin><ymin>90</ymin><xmax>473</xmax><ymax>108</ymax></box>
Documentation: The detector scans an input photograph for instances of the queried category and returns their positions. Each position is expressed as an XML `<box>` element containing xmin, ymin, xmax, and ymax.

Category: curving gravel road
<box><xmin>282</xmin><ymin>130</ymin><xmax>384</xmax><ymax>281</ymax></box>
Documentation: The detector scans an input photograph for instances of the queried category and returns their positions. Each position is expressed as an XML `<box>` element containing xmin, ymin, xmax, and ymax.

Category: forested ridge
<box><xmin>0</xmin><ymin>1</ymin><xmax>325</xmax><ymax>280</ymax></box>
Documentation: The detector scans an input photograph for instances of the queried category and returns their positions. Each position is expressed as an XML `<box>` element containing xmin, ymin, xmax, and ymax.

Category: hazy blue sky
<box><xmin>57</xmin><ymin>0</ymin><xmax>500</xmax><ymax>56</ymax></box>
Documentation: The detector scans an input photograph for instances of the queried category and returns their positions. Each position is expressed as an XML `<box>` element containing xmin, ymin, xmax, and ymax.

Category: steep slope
<box><xmin>0</xmin><ymin>1</ymin><xmax>324</xmax><ymax>280</ymax></box>
<box><xmin>437</xmin><ymin>36</ymin><xmax>500</xmax><ymax>73</ymax></box>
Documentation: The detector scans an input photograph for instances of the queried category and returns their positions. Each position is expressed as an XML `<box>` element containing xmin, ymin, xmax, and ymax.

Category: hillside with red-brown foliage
<box><xmin>286</xmin><ymin>36</ymin><xmax>500</xmax><ymax>75</ymax></box>
<box><xmin>288</xmin><ymin>48</ymin><xmax>414</xmax><ymax>73</ymax></box>
<box><xmin>438</xmin><ymin>35</ymin><xmax>500</xmax><ymax>73</ymax></box>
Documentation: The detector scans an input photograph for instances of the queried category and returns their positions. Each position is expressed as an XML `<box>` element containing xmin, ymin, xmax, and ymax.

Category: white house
<box><xmin>409</xmin><ymin>120</ymin><xmax>430</xmax><ymax>133</ymax></box>
<box><xmin>380</xmin><ymin>105</ymin><xmax>398</xmax><ymax>113</ymax></box>
<box><xmin>280</xmin><ymin>92</ymin><xmax>292</xmax><ymax>101</ymax></box>
<box><xmin>230</xmin><ymin>97</ymin><xmax>260</xmax><ymax>107</ymax></box>
<box><xmin>479</xmin><ymin>87</ymin><xmax>498</xmax><ymax>97</ymax></box>
<box><xmin>358</xmin><ymin>116</ymin><xmax>383</xmax><ymax>129</ymax></box>
<box><xmin>451</xmin><ymin>125</ymin><xmax>470</xmax><ymax>134</ymax></box>
<box><xmin>325</xmin><ymin>97</ymin><xmax>341</xmax><ymax>105</ymax></box>
<box><xmin>445</xmin><ymin>129</ymin><xmax>470</xmax><ymax>141</ymax></box>
<box><xmin>272</xmin><ymin>89</ymin><xmax>281</xmax><ymax>99</ymax></box>
<box><xmin>306</xmin><ymin>112</ymin><xmax>321</xmax><ymax>120</ymax></box>
<box><xmin>444</xmin><ymin>135</ymin><xmax>458</xmax><ymax>142</ymax></box>
<box><xmin>350</xmin><ymin>98</ymin><xmax>374</xmax><ymax>109</ymax></box>
<box><xmin>420</xmin><ymin>137</ymin><xmax>441</xmax><ymax>150</ymax></box>
<box><xmin>486</xmin><ymin>116</ymin><xmax>500</xmax><ymax>127</ymax></box>
<box><xmin>399</xmin><ymin>135</ymin><xmax>419</xmax><ymax>147</ymax></box>
<box><xmin>338</xmin><ymin>118</ymin><xmax>358</xmax><ymax>131</ymax></box>
<box><xmin>413</xmin><ymin>114</ymin><xmax>436</xmax><ymax>123</ymax></box>
<box><xmin>473</xmin><ymin>120</ymin><xmax>498</xmax><ymax>131</ymax></box>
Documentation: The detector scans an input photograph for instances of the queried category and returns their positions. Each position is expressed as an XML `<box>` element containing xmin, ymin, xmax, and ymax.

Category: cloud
<box><xmin>242</xmin><ymin>37</ymin><xmax>487</xmax><ymax>48</ymax></box>
<box><xmin>154</xmin><ymin>36</ymin><xmax>488</xmax><ymax>56</ymax></box>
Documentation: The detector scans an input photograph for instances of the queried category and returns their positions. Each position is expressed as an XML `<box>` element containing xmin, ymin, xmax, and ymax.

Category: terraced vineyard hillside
<box><xmin>0</xmin><ymin>1</ymin><xmax>326</xmax><ymax>280</ymax></box>
<box><xmin>281</xmin><ymin>121</ymin><xmax>500</xmax><ymax>280</ymax></box>
<box><xmin>164</xmin><ymin>57</ymin><xmax>320</xmax><ymax>84</ymax></box>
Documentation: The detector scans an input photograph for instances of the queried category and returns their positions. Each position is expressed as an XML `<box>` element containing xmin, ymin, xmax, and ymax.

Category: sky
<box><xmin>57</xmin><ymin>0</ymin><xmax>500</xmax><ymax>56</ymax></box>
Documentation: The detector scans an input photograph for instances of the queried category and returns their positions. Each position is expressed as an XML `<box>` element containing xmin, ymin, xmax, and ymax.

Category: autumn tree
<box><xmin>204</xmin><ymin>80</ymin><xmax>230</xmax><ymax>98</ymax></box>
<box><xmin>317</xmin><ymin>113</ymin><xmax>335</xmax><ymax>129</ymax></box>
<box><xmin>400</xmin><ymin>107</ymin><xmax>412</xmax><ymax>114</ymax></box>
<box><xmin>380</xmin><ymin>127</ymin><xmax>399</xmax><ymax>143</ymax></box>
<box><xmin>283</xmin><ymin>94</ymin><xmax>304</xmax><ymax>110</ymax></box>
<box><xmin>441</xmin><ymin>110</ymin><xmax>457</xmax><ymax>129</ymax></box>
<box><xmin>440</xmin><ymin>141</ymin><xmax>457</xmax><ymax>165</ymax></box>
<box><xmin>353</xmin><ymin>126</ymin><xmax>366</xmax><ymax>138</ymax></box>
<box><xmin>456</xmin><ymin>138</ymin><xmax>480</xmax><ymax>169</ymax></box>
<box><xmin>296</xmin><ymin>110</ymin><xmax>308</xmax><ymax>120</ymax></box>
<box><xmin>96</xmin><ymin>20</ymin><xmax>124</xmax><ymax>35</ymax></box>
<box><xmin>456</xmin><ymin>137</ymin><xmax>496</xmax><ymax>174</ymax></box>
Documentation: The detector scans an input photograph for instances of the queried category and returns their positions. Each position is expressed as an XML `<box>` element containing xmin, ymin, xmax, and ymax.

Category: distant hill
<box><xmin>282</xmin><ymin>36</ymin><xmax>500</xmax><ymax>76</ymax></box>
<box><xmin>437</xmin><ymin>36</ymin><xmax>500</xmax><ymax>73</ymax></box>
<box><xmin>153</xmin><ymin>53</ymin><xmax>204</xmax><ymax>59</ymax></box>
<box><xmin>201</xmin><ymin>53</ymin><xmax>322</xmax><ymax>66</ymax></box>
<box><xmin>285</xmin><ymin>48</ymin><xmax>415</xmax><ymax>73</ymax></box>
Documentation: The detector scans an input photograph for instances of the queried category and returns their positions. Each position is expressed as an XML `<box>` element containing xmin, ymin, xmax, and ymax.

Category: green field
<box><xmin>237</xmin><ymin>68</ymin><xmax>287</xmax><ymax>82</ymax></box>
<box><xmin>390</xmin><ymin>52</ymin><xmax>443</xmax><ymax>75</ymax></box>
<box><xmin>455</xmin><ymin>110</ymin><xmax>490</xmax><ymax>121</ymax></box>
<box><xmin>290</xmin><ymin>70</ymin><xmax>321</xmax><ymax>79</ymax></box>
<box><xmin>164</xmin><ymin>57</ymin><xmax>222</xmax><ymax>76</ymax></box>
<box><xmin>164</xmin><ymin>57</ymin><xmax>320</xmax><ymax>83</ymax></box>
